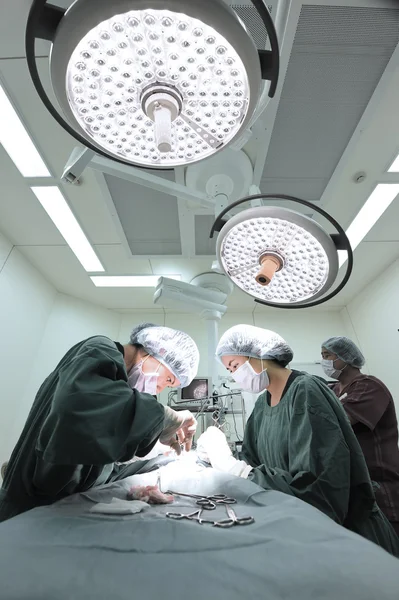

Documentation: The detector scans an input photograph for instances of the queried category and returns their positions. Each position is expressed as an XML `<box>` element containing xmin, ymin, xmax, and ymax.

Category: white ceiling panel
<box><xmin>260</xmin><ymin>177</ymin><xmax>327</xmax><ymax>202</ymax></box>
<box><xmin>149</xmin><ymin>258</ymin><xmax>215</xmax><ymax>282</ymax></box>
<box><xmin>334</xmin><ymin>241</ymin><xmax>399</xmax><ymax>305</ymax></box>
<box><xmin>320</xmin><ymin>58</ymin><xmax>399</xmax><ymax>231</ymax></box>
<box><xmin>0</xmin><ymin>152</ymin><xmax>63</xmax><ymax>245</ymax></box>
<box><xmin>65</xmin><ymin>171</ymin><xmax>125</xmax><ymax>245</ymax></box>
<box><xmin>93</xmin><ymin>245</ymin><xmax>153</xmax><ymax>274</ymax></box>
<box><xmin>0</xmin><ymin>231</ymin><xmax>12</xmax><ymax>269</ymax></box>
<box><xmin>365</xmin><ymin>198</ymin><xmax>399</xmax><ymax>242</ymax></box>
<box><xmin>0</xmin><ymin>57</ymin><xmax>76</xmax><ymax>176</ymax></box>
<box><xmin>18</xmin><ymin>244</ymin><xmax>164</xmax><ymax>310</ymax></box>
<box><xmin>18</xmin><ymin>244</ymin><xmax>95</xmax><ymax>295</ymax></box>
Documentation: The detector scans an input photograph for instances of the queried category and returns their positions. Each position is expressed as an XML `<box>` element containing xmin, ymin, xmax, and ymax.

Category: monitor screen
<box><xmin>181</xmin><ymin>377</ymin><xmax>210</xmax><ymax>401</ymax></box>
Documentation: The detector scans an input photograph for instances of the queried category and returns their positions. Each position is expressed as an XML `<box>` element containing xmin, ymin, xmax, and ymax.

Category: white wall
<box><xmin>0</xmin><ymin>232</ymin><xmax>56</xmax><ymax>460</ymax></box>
<box><xmin>0</xmin><ymin>230</ymin><xmax>123</xmax><ymax>460</ymax></box>
<box><xmin>345</xmin><ymin>258</ymin><xmax>399</xmax><ymax>410</ymax></box>
<box><xmin>9</xmin><ymin>294</ymin><xmax>121</xmax><ymax>449</ymax></box>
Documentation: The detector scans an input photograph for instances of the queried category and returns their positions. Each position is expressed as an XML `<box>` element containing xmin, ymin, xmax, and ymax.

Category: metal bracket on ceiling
<box><xmin>89</xmin><ymin>154</ymin><xmax>215</xmax><ymax>209</ymax></box>
<box><xmin>61</xmin><ymin>147</ymin><xmax>215</xmax><ymax>208</ymax></box>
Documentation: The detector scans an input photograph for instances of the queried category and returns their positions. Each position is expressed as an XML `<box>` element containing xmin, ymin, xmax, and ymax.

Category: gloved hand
<box><xmin>196</xmin><ymin>426</ymin><xmax>231</xmax><ymax>465</ymax></box>
<box><xmin>159</xmin><ymin>407</ymin><xmax>197</xmax><ymax>455</ymax></box>
<box><xmin>196</xmin><ymin>427</ymin><xmax>252</xmax><ymax>478</ymax></box>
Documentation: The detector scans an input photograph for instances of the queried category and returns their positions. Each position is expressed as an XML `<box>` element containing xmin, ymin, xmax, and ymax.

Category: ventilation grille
<box><xmin>105</xmin><ymin>174</ymin><xmax>182</xmax><ymax>256</ymax></box>
<box><xmin>294</xmin><ymin>6</ymin><xmax>399</xmax><ymax>47</ymax></box>
<box><xmin>261</xmin><ymin>4</ymin><xmax>399</xmax><ymax>203</ymax></box>
<box><xmin>231</xmin><ymin>4</ymin><xmax>273</xmax><ymax>49</ymax></box>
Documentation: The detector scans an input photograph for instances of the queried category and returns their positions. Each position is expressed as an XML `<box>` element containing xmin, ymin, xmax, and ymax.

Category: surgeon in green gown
<box><xmin>0</xmin><ymin>323</ymin><xmax>199</xmax><ymax>522</ymax></box>
<box><xmin>197</xmin><ymin>324</ymin><xmax>399</xmax><ymax>557</ymax></box>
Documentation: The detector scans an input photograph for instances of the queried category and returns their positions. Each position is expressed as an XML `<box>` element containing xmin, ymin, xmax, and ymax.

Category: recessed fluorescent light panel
<box><xmin>0</xmin><ymin>84</ymin><xmax>51</xmax><ymax>177</ymax></box>
<box><xmin>31</xmin><ymin>186</ymin><xmax>104</xmax><ymax>272</ymax></box>
<box><xmin>339</xmin><ymin>183</ymin><xmax>399</xmax><ymax>267</ymax></box>
<box><xmin>388</xmin><ymin>153</ymin><xmax>399</xmax><ymax>173</ymax></box>
<box><xmin>91</xmin><ymin>275</ymin><xmax>181</xmax><ymax>287</ymax></box>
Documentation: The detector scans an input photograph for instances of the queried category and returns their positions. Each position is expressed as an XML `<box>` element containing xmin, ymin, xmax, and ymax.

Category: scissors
<box><xmin>166</xmin><ymin>491</ymin><xmax>237</xmax><ymax>510</ymax></box>
<box><xmin>213</xmin><ymin>504</ymin><xmax>255</xmax><ymax>528</ymax></box>
<box><xmin>166</xmin><ymin>509</ymin><xmax>216</xmax><ymax>525</ymax></box>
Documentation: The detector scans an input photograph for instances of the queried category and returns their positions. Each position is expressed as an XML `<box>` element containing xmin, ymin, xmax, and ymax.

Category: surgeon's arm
<box><xmin>248</xmin><ymin>391</ymin><xmax>351</xmax><ymax>524</ymax></box>
<box><xmin>36</xmin><ymin>337</ymin><xmax>165</xmax><ymax>466</ymax></box>
<box><xmin>241</xmin><ymin>410</ymin><xmax>260</xmax><ymax>467</ymax></box>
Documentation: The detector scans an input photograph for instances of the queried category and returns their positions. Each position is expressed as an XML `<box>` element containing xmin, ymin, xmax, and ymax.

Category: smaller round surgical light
<box><xmin>216</xmin><ymin>206</ymin><xmax>340</xmax><ymax>307</ymax></box>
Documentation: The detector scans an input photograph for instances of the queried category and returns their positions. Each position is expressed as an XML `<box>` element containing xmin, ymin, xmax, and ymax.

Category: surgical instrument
<box><xmin>166</xmin><ymin>491</ymin><xmax>237</xmax><ymax>510</ymax></box>
<box><xmin>213</xmin><ymin>504</ymin><xmax>255</xmax><ymax>528</ymax></box>
<box><xmin>166</xmin><ymin>509</ymin><xmax>216</xmax><ymax>525</ymax></box>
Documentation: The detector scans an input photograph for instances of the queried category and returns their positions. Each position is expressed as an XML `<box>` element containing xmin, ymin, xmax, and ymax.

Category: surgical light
<box><xmin>210</xmin><ymin>194</ymin><xmax>353</xmax><ymax>309</ymax></box>
<box><xmin>26</xmin><ymin>0</ymin><xmax>279</xmax><ymax>169</ymax></box>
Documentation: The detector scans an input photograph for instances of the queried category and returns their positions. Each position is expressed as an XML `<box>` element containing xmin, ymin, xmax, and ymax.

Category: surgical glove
<box><xmin>159</xmin><ymin>407</ymin><xmax>197</xmax><ymax>455</ymax></box>
<box><xmin>128</xmin><ymin>485</ymin><xmax>174</xmax><ymax>504</ymax></box>
<box><xmin>196</xmin><ymin>427</ymin><xmax>252</xmax><ymax>479</ymax></box>
<box><xmin>196</xmin><ymin>426</ymin><xmax>232</xmax><ymax>467</ymax></box>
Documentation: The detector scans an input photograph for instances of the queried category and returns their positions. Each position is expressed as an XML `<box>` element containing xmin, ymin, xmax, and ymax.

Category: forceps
<box><xmin>166</xmin><ymin>509</ymin><xmax>216</xmax><ymax>525</ymax></box>
<box><xmin>213</xmin><ymin>504</ymin><xmax>255</xmax><ymax>528</ymax></box>
<box><xmin>167</xmin><ymin>491</ymin><xmax>237</xmax><ymax>510</ymax></box>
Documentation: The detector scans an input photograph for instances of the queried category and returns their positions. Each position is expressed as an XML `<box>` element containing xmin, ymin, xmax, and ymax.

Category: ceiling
<box><xmin>1</xmin><ymin>0</ymin><xmax>399</xmax><ymax>314</ymax></box>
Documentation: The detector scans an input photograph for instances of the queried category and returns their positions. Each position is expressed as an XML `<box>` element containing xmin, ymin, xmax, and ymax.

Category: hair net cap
<box><xmin>322</xmin><ymin>336</ymin><xmax>365</xmax><ymax>368</ymax></box>
<box><xmin>216</xmin><ymin>324</ymin><xmax>294</xmax><ymax>367</ymax></box>
<box><xmin>130</xmin><ymin>323</ymin><xmax>199</xmax><ymax>388</ymax></box>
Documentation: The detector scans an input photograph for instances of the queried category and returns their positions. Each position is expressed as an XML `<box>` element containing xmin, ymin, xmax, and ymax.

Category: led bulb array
<box><xmin>220</xmin><ymin>217</ymin><xmax>330</xmax><ymax>303</ymax></box>
<box><xmin>66</xmin><ymin>9</ymin><xmax>250</xmax><ymax>166</ymax></box>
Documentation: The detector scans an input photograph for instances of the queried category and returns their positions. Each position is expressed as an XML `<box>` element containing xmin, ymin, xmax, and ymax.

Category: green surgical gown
<box><xmin>0</xmin><ymin>336</ymin><xmax>165</xmax><ymax>522</ymax></box>
<box><xmin>242</xmin><ymin>371</ymin><xmax>399</xmax><ymax>557</ymax></box>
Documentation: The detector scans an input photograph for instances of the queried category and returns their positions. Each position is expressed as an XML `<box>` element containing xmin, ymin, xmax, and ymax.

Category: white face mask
<box><xmin>128</xmin><ymin>356</ymin><xmax>161</xmax><ymax>395</ymax></box>
<box><xmin>232</xmin><ymin>360</ymin><xmax>269</xmax><ymax>394</ymax></box>
<box><xmin>321</xmin><ymin>359</ymin><xmax>345</xmax><ymax>380</ymax></box>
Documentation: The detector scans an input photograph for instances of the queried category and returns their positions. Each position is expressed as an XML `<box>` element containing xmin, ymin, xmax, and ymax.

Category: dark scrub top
<box><xmin>330</xmin><ymin>374</ymin><xmax>399</xmax><ymax>532</ymax></box>
<box><xmin>0</xmin><ymin>336</ymin><xmax>165</xmax><ymax>522</ymax></box>
<box><xmin>242</xmin><ymin>371</ymin><xmax>399</xmax><ymax>557</ymax></box>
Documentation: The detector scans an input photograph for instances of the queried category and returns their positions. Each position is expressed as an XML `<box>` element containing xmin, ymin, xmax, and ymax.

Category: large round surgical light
<box><xmin>26</xmin><ymin>0</ymin><xmax>279</xmax><ymax>169</ymax></box>
<box><xmin>210</xmin><ymin>194</ymin><xmax>353</xmax><ymax>309</ymax></box>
